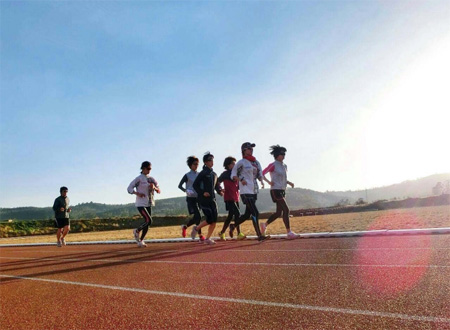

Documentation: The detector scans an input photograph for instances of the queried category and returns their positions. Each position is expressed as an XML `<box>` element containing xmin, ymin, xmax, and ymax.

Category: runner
<box><xmin>231</xmin><ymin>142</ymin><xmax>269</xmax><ymax>242</ymax></box>
<box><xmin>127</xmin><ymin>161</ymin><xmax>160</xmax><ymax>247</ymax></box>
<box><xmin>261</xmin><ymin>145</ymin><xmax>297</xmax><ymax>239</ymax></box>
<box><xmin>178</xmin><ymin>156</ymin><xmax>203</xmax><ymax>240</ymax></box>
<box><xmin>190</xmin><ymin>152</ymin><xmax>223</xmax><ymax>245</ymax></box>
<box><xmin>52</xmin><ymin>186</ymin><xmax>71</xmax><ymax>247</ymax></box>
<box><xmin>217</xmin><ymin>156</ymin><xmax>242</xmax><ymax>240</ymax></box>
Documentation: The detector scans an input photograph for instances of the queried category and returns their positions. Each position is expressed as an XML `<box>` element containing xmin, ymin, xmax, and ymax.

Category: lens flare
<box><xmin>354</xmin><ymin>212</ymin><xmax>431</xmax><ymax>297</ymax></box>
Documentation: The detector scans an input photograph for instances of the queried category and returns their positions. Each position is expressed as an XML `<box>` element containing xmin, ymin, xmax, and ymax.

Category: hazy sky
<box><xmin>1</xmin><ymin>1</ymin><xmax>449</xmax><ymax>208</ymax></box>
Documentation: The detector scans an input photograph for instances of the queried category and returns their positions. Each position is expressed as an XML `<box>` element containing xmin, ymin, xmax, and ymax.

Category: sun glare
<box><xmin>364</xmin><ymin>37</ymin><xmax>450</xmax><ymax>186</ymax></box>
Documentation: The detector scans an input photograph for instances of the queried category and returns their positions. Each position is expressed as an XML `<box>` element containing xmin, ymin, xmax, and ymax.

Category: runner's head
<box><xmin>269</xmin><ymin>145</ymin><xmax>287</xmax><ymax>160</ymax></box>
<box><xmin>241</xmin><ymin>142</ymin><xmax>255</xmax><ymax>156</ymax></box>
<box><xmin>60</xmin><ymin>186</ymin><xmax>68</xmax><ymax>196</ymax></box>
<box><xmin>186</xmin><ymin>156</ymin><xmax>199</xmax><ymax>170</ymax></box>
<box><xmin>140</xmin><ymin>161</ymin><xmax>152</xmax><ymax>174</ymax></box>
<box><xmin>223</xmin><ymin>156</ymin><xmax>236</xmax><ymax>170</ymax></box>
<box><xmin>203</xmin><ymin>152</ymin><xmax>214</xmax><ymax>168</ymax></box>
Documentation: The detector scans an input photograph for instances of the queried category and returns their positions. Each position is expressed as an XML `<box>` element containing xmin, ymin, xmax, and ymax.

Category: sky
<box><xmin>0</xmin><ymin>0</ymin><xmax>449</xmax><ymax>208</ymax></box>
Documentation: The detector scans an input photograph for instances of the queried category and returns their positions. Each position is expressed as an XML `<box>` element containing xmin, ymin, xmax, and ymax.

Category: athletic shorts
<box><xmin>186</xmin><ymin>197</ymin><xmax>200</xmax><ymax>215</ymax></box>
<box><xmin>240</xmin><ymin>194</ymin><xmax>257</xmax><ymax>204</ymax></box>
<box><xmin>225</xmin><ymin>201</ymin><xmax>239</xmax><ymax>211</ymax></box>
<box><xmin>270</xmin><ymin>189</ymin><xmax>286</xmax><ymax>202</ymax></box>
<box><xmin>55</xmin><ymin>218</ymin><xmax>70</xmax><ymax>229</ymax></box>
<box><xmin>199</xmin><ymin>200</ymin><xmax>218</xmax><ymax>224</ymax></box>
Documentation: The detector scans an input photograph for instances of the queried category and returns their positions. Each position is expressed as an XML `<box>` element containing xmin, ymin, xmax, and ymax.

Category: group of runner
<box><xmin>128</xmin><ymin>142</ymin><xmax>297</xmax><ymax>247</ymax></box>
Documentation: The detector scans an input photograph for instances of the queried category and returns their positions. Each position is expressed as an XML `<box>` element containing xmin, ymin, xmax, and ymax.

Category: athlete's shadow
<box><xmin>0</xmin><ymin>240</ymin><xmax>264</xmax><ymax>284</ymax></box>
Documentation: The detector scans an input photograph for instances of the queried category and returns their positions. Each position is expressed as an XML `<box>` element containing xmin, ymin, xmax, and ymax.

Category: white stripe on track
<box><xmin>1</xmin><ymin>256</ymin><xmax>449</xmax><ymax>268</ymax></box>
<box><xmin>6</xmin><ymin>247</ymin><xmax>449</xmax><ymax>254</ymax></box>
<box><xmin>232</xmin><ymin>248</ymin><xmax>450</xmax><ymax>252</ymax></box>
<box><xmin>0</xmin><ymin>274</ymin><xmax>449</xmax><ymax>323</ymax></box>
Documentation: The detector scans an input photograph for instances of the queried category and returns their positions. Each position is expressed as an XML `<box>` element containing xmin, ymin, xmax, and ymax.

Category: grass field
<box><xmin>1</xmin><ymin>205</ymin><xmax>448</xmax><ymax>245</ymax></box>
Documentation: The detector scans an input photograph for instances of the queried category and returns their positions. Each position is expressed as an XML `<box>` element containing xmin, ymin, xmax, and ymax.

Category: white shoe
<box><xmin>133</xmin><ymin>229</ymin><xmax>140</xmax><ymax>242</ymax></box>
<box><xmin>190</xmin><ymin>226</ymin><xmax>198</xmax><ymax>240</ymax></box>
<box><xmin>56</xmin><ymin>240</ymin><xmax>62</xmax><ymax>247</ymax></box>
<box><xmin>138</xmin><ymin>241</ymin><xmax>147</xmax><ymax>247</ymax></box>
<box><xmin>260</xmin><ymin>222</ymin><xmax>267</xmax><ymax>235</ymax></box>
<box><xmin>61</xmin><ymin>238</ymin><xmax>66</xmax><ymax>246</ymax></box>
<box><xmin>286</xmin><ymin>231</ymin><xmax>298</xmax><ymax>240</ymax></box>
<box><xmin>205</xmin><ymin>238</ymin><xmax>216</xmax><ymax>245</ymax></box>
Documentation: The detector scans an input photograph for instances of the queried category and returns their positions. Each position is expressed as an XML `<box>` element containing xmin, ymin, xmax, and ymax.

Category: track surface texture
<box><xmin>1</xmin><ymin>234</ymin><xmax>449</xmax><ymax>329</ymax></box>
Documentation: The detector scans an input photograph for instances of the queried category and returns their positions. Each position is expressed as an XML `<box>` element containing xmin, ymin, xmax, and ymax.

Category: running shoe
<box><xmin>205</xmin><ymin>238</ymin><xmax>216</xmax><ymax>245</ymax></box>
<box><xmin>181</xmin><ymin>225</ymin><xmax>187</xmax><ymax>238</ymax></box>
<box><xmin>56</xmin><ymin>240</ymin><xmax>62</xmax><ymax>247</ymax></box>
<box><xmin>133</xmin><ymin>229</ymin><xmax>140</xmax><ymax>242</ymax></box>
<box><xmin>190</xmin><ymin>226</ymin><xmax>198</xmax><ymax>240</ymax></box>
<box><xmin>237</xmin><ymin>232</ymin><xmax>246</xmax><ymax>240</ymax></box>
<box><xmin>140</xmin><ymin>240</ymin><xmax>147</xmax><ymax>247</ymax></box>
<box><xmin>258</xmin><ymin>235</ymin><xmax>270</xmax><ymax>243</ymax></box>
<box><xmin>260</xmin><ymin>222</ymin><xmax>267</xmax><ymax>235</ymax></box>
<box><xmin>61</xmin><ymin>237</ymin><xmax>66</xmax><ymax>246</ymax></box>
<box><xmin>218</xmin><ymin>232</ymin><xmax>226</xmax><ymax>241</ymax></box>
<box><xmin>286</xmin><ymin>231</ymin><xmax>298</xmax><ymax>240</ymax></box>
<box><xmin>199</xmin><ymin>235</ymin><xmax>205</xmax><ymax>242</ymax></box>
<box><xmin>229</xmin><ymin>224</ymin><xmax>235</xmax><ymax>238</ymax></box>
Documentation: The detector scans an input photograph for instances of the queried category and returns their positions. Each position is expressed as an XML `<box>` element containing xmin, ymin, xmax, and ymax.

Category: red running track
<box><xmin>1</xmin><ymin>234</ymin><xmax>449</xmax><ymax>329</ymax></box>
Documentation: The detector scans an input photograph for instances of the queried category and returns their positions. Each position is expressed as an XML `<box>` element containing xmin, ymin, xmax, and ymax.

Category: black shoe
<box><xmin>258</xmin><ymin>235</ymin><xmax>270</xmax><ymax>242</ymax></box>
<box><xmin>229</xmin><ymin>224</ymin><xmax>235</xmax><ymax>238</ymax></box>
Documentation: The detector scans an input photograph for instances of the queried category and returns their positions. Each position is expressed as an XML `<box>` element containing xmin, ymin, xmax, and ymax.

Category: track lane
<box><xmin>1</xmin><ymin>235</ymin><xmax>449</xmax><ymax>329</ymax></box>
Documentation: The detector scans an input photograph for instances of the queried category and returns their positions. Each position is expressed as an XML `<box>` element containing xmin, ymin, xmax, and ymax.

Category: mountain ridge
<box><xmin>1</xmin><ymin>173</ymin><xmax>448</xmax><ymax>221</ymax></box>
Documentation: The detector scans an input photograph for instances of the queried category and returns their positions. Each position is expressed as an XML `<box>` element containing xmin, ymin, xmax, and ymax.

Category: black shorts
<box><xmin>240</xmin><ymin>194</ymin><xmax>257</xmax><ymax>204</ymax></box>
<box><xmin>186</xmin><ymin>197</ymin><xmax>200</xmax><ymax>215</ymax></box>
<box><xmin>55</xmin><ymin>218</ymin><xmax>70</xmax><ymax>229</ymax></box>
<box><xmin>270</xmin><ymin>189</ymin><xmax>286</xmax><ymax>202</ymax></box>
<box><xmin>199</xmin><ymin>200</ymin><xmax>218</xmax><ymax>224</ymax></box>
<box><xmin>225</xmin><ymin>201</ymin><xmax>239</xmax><ymax>211</ymax></box>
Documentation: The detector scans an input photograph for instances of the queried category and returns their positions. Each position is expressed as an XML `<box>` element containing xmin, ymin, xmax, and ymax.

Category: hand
<box><xmin>155</xmin><ymin>187</ymin><xmax>161</xmax><ymax>194</ymax></box>
<box><xmin>219</xmin><ymin>191</ymin><xmax>224</xmax><ymax>196</ymax></box>
<box><xmin>204</xmin><ymin>192</ymin><xmax>211</xmax><ymax>197</ymax></box>
<box><xmin>67</xmin><ymin>208</ymin><xmax>72</xmax><ymax>213</ymax></box>
<box><xmin>137</xmin><ymin>192</ymin><xmax>145</xmax><ymax>198</ymax></box>
<box><xmin>60</xmin><ymin>207</ymin><xmax>64</xmax><ymax>212</ymax></box>
<box><xmin>261</xmin><ymin>182</ymin><xmax>265</xmax><ymax>189</ymax></box>
<box><xmin>241</xmin><ymin>179</ymin><xmax>247</xmax><ymax>186</ymax></box>
<box><xmin>232</xmin><ymin>176</ymin><xmax>239</xmax><ymax>182</ymax></box>
<box><xmin>288</xmin><ymin>182</ymin><xmax>295</xmax><ymax>188</ymax></box>
<box><xmin>268</xmin><ymin>181</ymin><xmax>274</xmax><ymax>186</ymax></box>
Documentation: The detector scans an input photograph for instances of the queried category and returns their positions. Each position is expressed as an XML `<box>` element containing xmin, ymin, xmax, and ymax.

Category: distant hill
<box><xmin>326</xmin><ymin>173</ymin><xmax>450</xmax><ymax>202</ymax></box>
<box><xmin>1</xmin><ymin>188</ymin><xmax>342</xmax><ymax>221</ymax></box>
<box><xmin>1</xmin><ymin>173</ymin><xmax>448</xmax><ymax>221</ymax></box>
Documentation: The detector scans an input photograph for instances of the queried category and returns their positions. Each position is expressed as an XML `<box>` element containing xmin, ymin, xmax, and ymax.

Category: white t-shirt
<box><xmin>127</xmin><ymin>174</ymin><xmax>158</xmax><ymax>207</ymax></box>
<box><xmin>231</xmin><ymin>158</ymin><xmax>263</xmax><ymax>195</ymax></box>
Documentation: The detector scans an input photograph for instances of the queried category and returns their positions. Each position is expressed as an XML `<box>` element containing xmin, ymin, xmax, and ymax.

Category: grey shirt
<box><xmin>178</xmin><ymin>170</ymin><xmax>198</xmax><ymax>198</ymax></box>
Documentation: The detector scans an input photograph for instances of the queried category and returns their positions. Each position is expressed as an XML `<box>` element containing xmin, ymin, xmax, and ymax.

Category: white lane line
<box><xmin>231</xmin><ymin>248</ymin><xmax>450</xmax><ymax>252</ymax></box>
<box><xmin>5</xmin><ymin>247</ymin><xmax>450</xmax><ymax>254</ymax></box>
<box><xmin>0</xmin><ymin>249</ymin><xmax>178</xmax><ymax>254</ymax></box>
<box><xmin>1</xmin><ymin>256</ymin><xmax>449</xmax><ymax>268</ymax></box>
<box><xmin>1</xmin><ymin>274</ymin><xmax>448</xmax><ymax>323</ymax></box>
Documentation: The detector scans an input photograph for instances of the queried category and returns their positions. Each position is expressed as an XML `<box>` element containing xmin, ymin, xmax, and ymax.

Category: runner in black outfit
<box><xmin>190</xmin><ymin>152</ymin><xmax>223</xmax><ymax>245</ymax></box>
